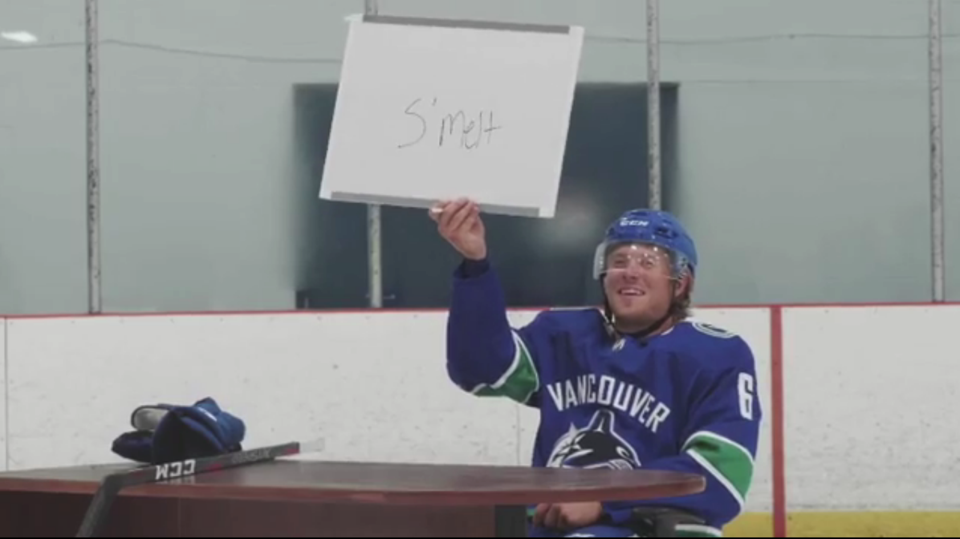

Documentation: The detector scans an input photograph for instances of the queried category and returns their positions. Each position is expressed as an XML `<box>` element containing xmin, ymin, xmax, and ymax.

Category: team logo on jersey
<box><xmin>691</xmin><ymin>321</ymin><xmax>737</xmax><ymax>339</ymax></box>
<box><xmin>546</xmin><ymin>410</ymin><xmax>642</xmax><ymax>470</ymax></box>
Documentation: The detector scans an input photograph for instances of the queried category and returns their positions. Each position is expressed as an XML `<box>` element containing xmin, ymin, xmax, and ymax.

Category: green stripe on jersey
<box><xmin>471</xmin><ymin>330</ymin><xmax>539</xmax><ymax>404</ymax></box>
<box><xmin>683</xmin><ymin>431</ymin><xmax>755</xmax><ymax>500</ymax></box>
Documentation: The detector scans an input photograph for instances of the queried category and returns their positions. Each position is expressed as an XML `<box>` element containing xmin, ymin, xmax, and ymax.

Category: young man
<box><xmin>431</xmin><ymin>199</ymin><xmax>762</xmax><ymax>538</ymax></box>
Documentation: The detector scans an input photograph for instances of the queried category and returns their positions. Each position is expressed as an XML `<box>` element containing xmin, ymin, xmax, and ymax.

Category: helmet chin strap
<box><xmin>601</xmin><ymin>278</ymin><xmax>680</xmax><ymax>342</ymax></box>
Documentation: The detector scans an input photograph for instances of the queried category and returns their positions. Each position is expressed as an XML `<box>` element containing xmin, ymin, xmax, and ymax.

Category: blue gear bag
<box><xmin>111</xmin><ymin>397</ymin><xmax>245</xmax><ymax>465</ymax></box>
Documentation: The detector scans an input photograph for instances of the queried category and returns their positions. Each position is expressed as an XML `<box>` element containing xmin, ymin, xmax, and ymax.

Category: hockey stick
<box><xmin>75</xmin><ymin>438</ymin><xmax>324</xmax><ymax>538</ymax></box>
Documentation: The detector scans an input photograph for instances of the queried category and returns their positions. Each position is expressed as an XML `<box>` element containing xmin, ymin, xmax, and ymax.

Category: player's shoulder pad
<box><xmin>525</xmin><ymin>307</ymin><xmax>605</xmax><ymax>334</ymax></box>
<box><xmin>688</xmin><ymin>319</ymin><xmax>741</xmax><ymax>340</ymax></box>
<box><xmin>671</xmin><ymin>319</ymin><xmax>756</xmax><ymax>371</ymax></box>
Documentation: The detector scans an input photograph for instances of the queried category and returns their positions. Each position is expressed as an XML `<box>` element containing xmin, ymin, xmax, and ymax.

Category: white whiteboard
<box><xmin>319</xmin><ymin>15</ymin><xmax>584</xmax><ymax>218</ymax></box>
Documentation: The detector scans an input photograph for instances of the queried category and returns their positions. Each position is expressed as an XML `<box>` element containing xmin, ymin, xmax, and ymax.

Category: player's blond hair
<box><xmin>671</xmin><ymin>272</ymin><xmax>694</xmax><ymax>320</ymax></box>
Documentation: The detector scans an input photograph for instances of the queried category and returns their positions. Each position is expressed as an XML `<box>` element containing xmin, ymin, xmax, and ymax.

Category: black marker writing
<box><xmin>398</xmin><ymin>97</ymin><xmax>502</xmax><ymax>150</ymax></box>
<box><xmin>398</xmin><ymin>97</ymin><xmax>431</xmax><ymax>149</ymax></box>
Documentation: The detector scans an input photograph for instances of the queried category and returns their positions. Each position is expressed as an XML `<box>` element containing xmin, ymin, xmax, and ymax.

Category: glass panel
<box><xmin>661</xmin><ymin>0</ymin><xmax>932</xmax><ymax>304</ymax></box>
<box><xmin>0</xmin><ymin>0</ymin><xmax>87</xmax><ymax>315</ymax></box>
<box><xmin>98</xmin><ymin>0</ymin><xmax>358</xmax><ymax>312</ymax></box>
<box><xmin>1</xmin><ymin>0</ymin><xmax>945</xmax><ymax>313</ymax></box>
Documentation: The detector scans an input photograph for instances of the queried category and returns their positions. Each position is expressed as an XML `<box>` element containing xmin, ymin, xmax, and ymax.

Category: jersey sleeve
<box><xmin>444</xmin><ymin>258</ymin><xmax>550</xmax><ymax>407</ymax></box>
<box><xmin>602</xmin><ymin>337</ymin><xmax>762</xmax><ymax>536</ymax></box>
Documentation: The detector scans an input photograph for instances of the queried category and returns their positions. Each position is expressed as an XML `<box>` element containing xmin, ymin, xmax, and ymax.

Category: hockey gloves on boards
<box><xmin>111</xmin><ymin>397</ymin><xmax>245</xmax><ymax>465</ymax></box>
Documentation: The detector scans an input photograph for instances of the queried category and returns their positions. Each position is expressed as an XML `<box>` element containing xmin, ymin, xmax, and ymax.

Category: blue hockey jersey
<box><xmin>445</xmin><ymin>259</ymin><xmax>762</xmax><ymax>537</ymax></box>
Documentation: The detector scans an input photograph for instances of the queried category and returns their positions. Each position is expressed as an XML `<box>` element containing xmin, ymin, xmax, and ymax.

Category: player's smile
<box><xmin>609</xmin><ymin>278</ymin><xmax>659</xmax><ymax>313</ymax></box>
<box><xmin>614</xmin><ymin>286</ymin><xmax>648</xmax><ymax>306</ymax></box>
<box><xmin>617</xmin><ymin>286</ymin><xmax>644</xmax><ymax>297</ymax></box>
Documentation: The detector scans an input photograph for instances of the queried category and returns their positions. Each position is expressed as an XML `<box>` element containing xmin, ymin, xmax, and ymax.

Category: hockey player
<box><xmin>431</xmin><ymin>199</ymin><xmax>762</xmax><ymax>538</ymax></box>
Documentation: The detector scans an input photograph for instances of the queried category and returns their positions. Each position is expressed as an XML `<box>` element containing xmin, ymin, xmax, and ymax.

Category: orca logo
<box><xmin>546</xmin><ymin>410</ymin><xmax>642</xmax><ymax>470</ymax></box>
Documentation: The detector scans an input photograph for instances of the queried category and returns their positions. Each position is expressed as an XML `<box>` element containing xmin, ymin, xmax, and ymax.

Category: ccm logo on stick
<box><xmin>155</xmin><ymin>460</ymin><xmax>196</xmax><ymax>481</ymax></box>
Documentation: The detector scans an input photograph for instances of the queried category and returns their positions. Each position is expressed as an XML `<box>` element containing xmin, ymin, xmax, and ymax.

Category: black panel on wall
<box><xmin>293</xmin><ymin>83</ymin><xmax>678</xmax><ymax>309</ymax></box>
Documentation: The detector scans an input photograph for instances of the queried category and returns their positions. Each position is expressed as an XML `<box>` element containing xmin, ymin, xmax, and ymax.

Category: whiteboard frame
<box><xmin>321</xmin><ymin>14</ymin><xmax>584</xmax><ymax>219</ymax></box>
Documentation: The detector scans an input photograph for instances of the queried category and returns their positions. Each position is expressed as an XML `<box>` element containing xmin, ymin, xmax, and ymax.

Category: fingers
<box><xmin>544</xmin><ymin>504</ymin><xmax>563</xmax><ymax>530</ymax></box>
<box><xmin>428</xmin><ymin>201</ymin><xmax>446</xmax><ymax>223</ymax></box>
<box><xmin>428</xmin><ymin>199</ymin><xmax>459</xmax><ymax>222</ymax></box>
<box><xmin>532</xmin><ymin>503</ymin><xmax>549</xmax><ymax>528</ymax></box>
<box><xmin>532</xmin><ymin>503</ymin><xmax>560</xmax><ymax>528</ymax></box>
<box><xmin>432</xmin><ymin>198</ymin><xmax>478</xmax><ymax>236</ymax></box>
<box><xmin>445</xmin><ymin>200</ymin><xmax>474</xmax><ymax>233</ymax></box>
<box><xmin>437</xmin><ymin>198</ymin><xmax>469</xmax><ymax>228</ymax></box>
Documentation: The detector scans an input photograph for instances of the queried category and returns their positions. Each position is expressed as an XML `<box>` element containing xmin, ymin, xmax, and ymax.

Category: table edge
<box><xmin>0</xmin><ymin>475</ymin><xmax>706</xmax><ymax>506</ymax></box>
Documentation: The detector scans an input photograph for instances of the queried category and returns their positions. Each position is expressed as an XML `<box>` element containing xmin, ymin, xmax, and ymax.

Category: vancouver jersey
<box><xmin>445</xmin><ymin>259</ymin><xmax>762</xmax><ymax>537</ymax></box>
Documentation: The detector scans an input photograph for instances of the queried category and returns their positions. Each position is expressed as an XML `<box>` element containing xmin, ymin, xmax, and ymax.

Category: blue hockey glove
<box><xmin>111</xmin><ymin>397</ymin><xmax>245</xmax><ymax>465</ymax></box>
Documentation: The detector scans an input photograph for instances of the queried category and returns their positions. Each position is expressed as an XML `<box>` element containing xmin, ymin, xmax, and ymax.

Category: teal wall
<box><xmin>0</xmin><ymin>0</ymin><xmax>955</xmax><ymax>314</ymax></box>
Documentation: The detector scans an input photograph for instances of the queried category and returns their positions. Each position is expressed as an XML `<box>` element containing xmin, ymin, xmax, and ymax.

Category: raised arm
<box><xmin>432</xmin><ymin>199</ymin><xmax>544</xmax><ymax>407</ymax></box>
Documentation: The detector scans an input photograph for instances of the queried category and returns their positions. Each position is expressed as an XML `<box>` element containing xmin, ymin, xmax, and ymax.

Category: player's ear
<box><xmin>675</xmin><ymin>273</ymin><xmax>694</xmax><ymax>299</ymax></box>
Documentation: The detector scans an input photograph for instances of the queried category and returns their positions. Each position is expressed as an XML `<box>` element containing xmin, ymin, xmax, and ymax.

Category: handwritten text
<box><xmin>398</xmin><ymin>97</ymin><xmax>502</xmax><ymax>150</ymax></box>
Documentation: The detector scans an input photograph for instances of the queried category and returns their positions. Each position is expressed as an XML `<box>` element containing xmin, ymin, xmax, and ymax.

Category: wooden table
<box><xmin>0</xmin><ymin>460</ymin><xmax>705</xmax><ymax>537</ymax></box>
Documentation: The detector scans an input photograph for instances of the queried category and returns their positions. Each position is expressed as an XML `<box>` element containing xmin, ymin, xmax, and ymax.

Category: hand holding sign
<box><xmin>429</xmin><ymin>198</ymin><xmax>487</xmax><ymax>261</ymax></box>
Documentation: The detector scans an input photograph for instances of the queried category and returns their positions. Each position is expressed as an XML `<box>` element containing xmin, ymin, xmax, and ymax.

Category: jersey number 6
<box><xmin>738</xmin><ymin>373</ymin><xmax>755</xmax><ymax>421</ymax></box>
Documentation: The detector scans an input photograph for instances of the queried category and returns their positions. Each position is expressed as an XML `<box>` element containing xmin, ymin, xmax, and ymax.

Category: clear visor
<box><xmin>592</xmin><ymin>241</ymin><xmax>690</xmax><ymax>281</ymax></box>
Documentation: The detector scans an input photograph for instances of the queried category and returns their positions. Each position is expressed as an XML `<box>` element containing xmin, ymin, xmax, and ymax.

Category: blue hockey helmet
<box><xmin>592</xmin><ymin>209</ymin><xmax>698</xmax><ymax>280</ymax></box>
